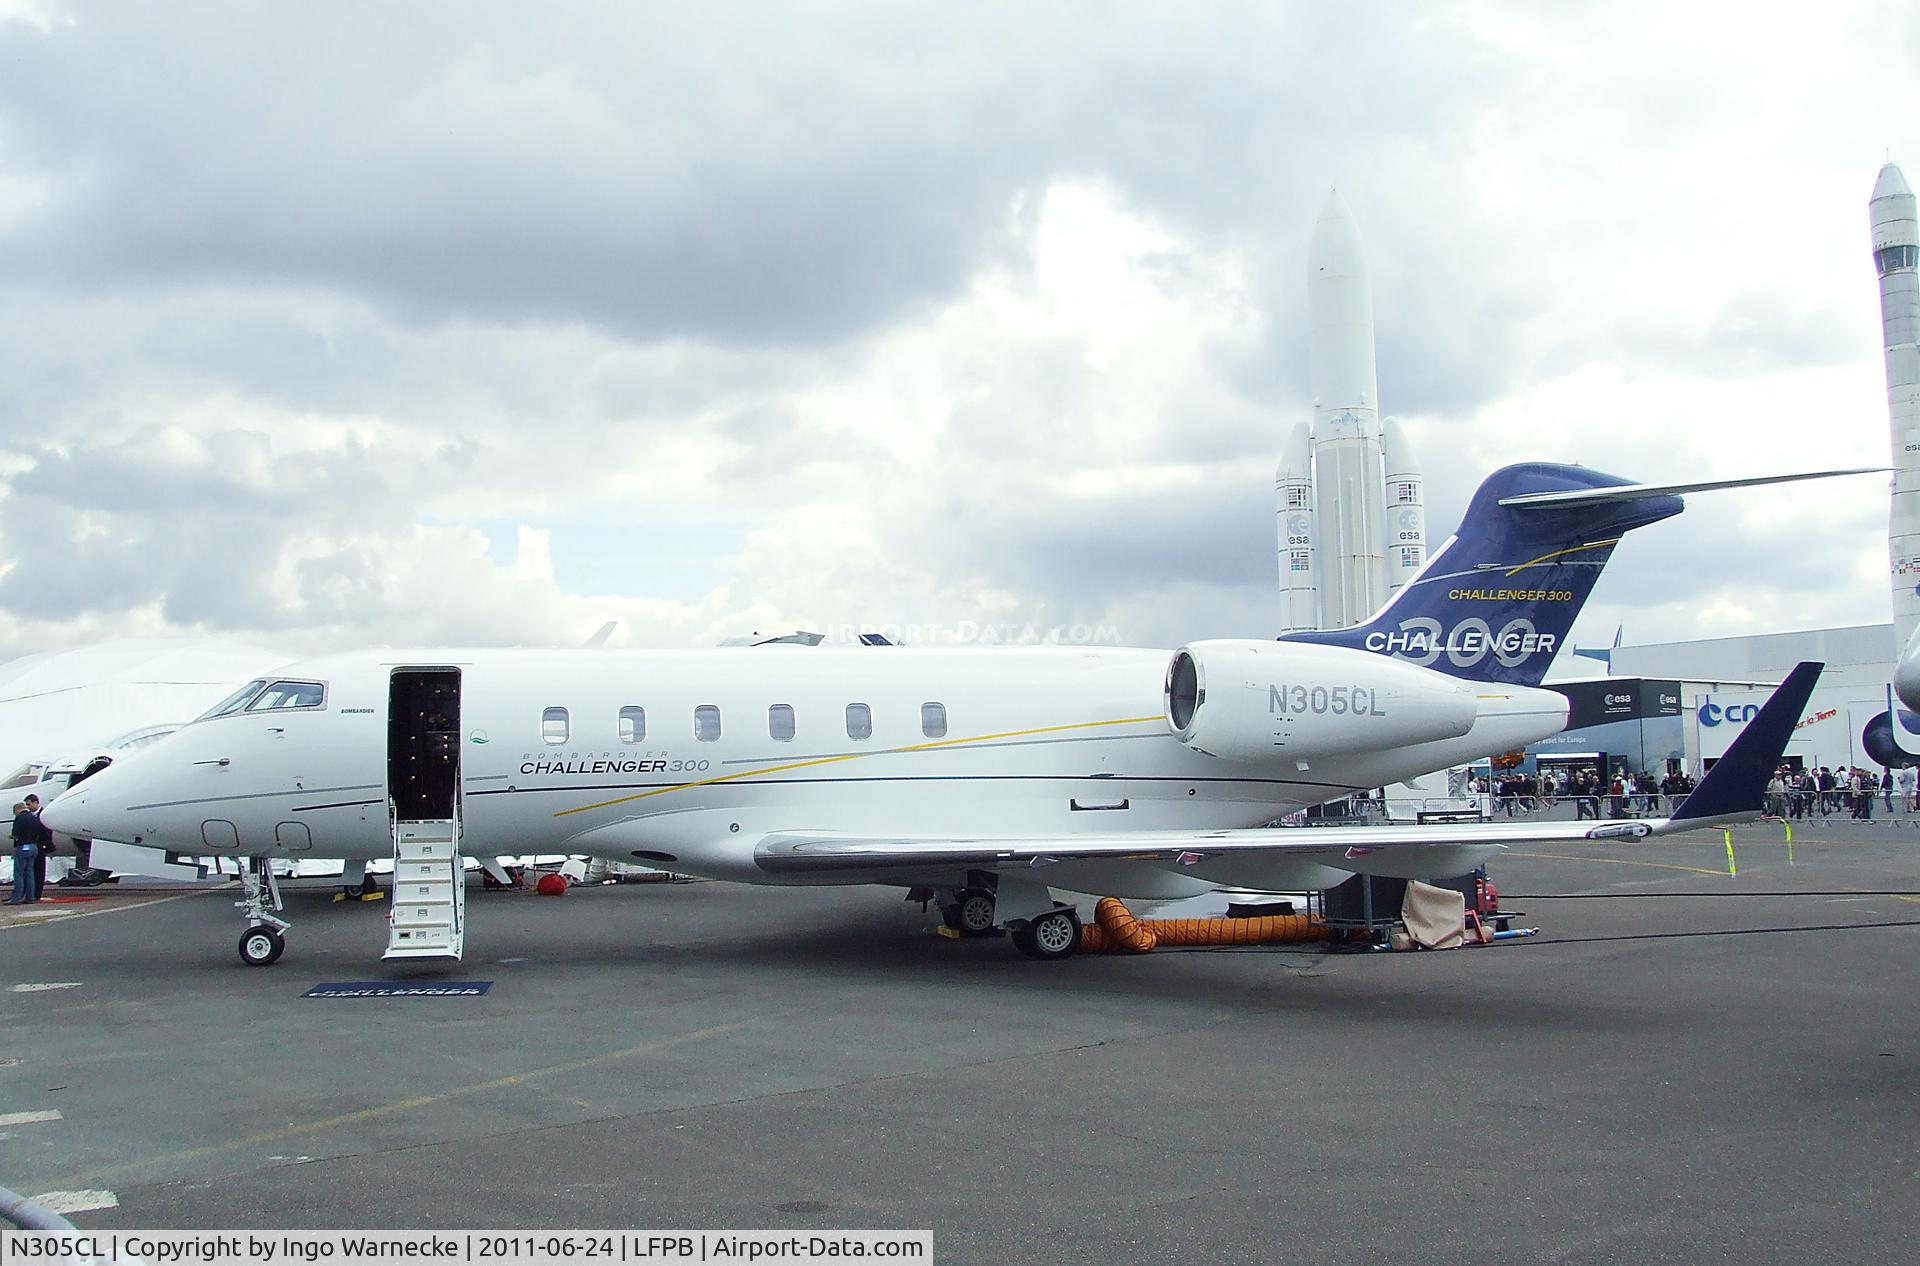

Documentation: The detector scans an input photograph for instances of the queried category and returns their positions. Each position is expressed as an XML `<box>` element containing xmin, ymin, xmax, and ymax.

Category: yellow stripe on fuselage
<box><xmin>550</xmin><ymin>714</ymin><xmax>1166</xmax><ymax>818</ymax></box>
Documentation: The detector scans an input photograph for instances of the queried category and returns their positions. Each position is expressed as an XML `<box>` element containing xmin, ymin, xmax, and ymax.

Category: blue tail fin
<box><xmin>1283</xmin><ymin>463</ymin><xmax>1683</xmax><ymax>686</ymax></box>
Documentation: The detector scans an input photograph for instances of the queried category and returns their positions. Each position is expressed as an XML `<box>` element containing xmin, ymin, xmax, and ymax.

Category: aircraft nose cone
<box><xmin>40</xmin><ymin>791</ymin><xmax>88</xmax><ymax>837</ymax></box>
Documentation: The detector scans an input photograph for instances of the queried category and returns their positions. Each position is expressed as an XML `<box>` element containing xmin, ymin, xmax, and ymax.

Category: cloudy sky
<box><xmin>0</xmin><ymin>1</ymin><xmax>1915</xmax><ymax>660</ymax></box>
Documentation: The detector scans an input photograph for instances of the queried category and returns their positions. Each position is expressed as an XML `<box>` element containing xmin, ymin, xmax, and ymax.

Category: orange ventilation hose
<box><xmin>1091</xmin><ymin>895</ymin><xmax>1158</xmax><ymax>952</ymax></box>
<box><xmin>1078</xmin><ymin>896</ymin><xmax>1328</xmax><ymax>953</ymax></box>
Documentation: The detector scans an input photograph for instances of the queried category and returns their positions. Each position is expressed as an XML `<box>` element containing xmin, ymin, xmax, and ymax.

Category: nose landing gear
<box><xmin>239</xmin><ymin>923</ymin><xmax>285</xmax><ymax>966</ymax></box>
<box><xmin>236</xmin><ymin>857</ymin><xmax>291</xmax><ymax>967</ymax></box>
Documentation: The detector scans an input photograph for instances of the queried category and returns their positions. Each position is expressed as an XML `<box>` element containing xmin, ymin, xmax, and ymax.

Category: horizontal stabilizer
<box><xmin>1498</xmin><ymin>468</ymin><xmax>1883</xmax><ymax>510</ymax></box>
<box><xmin>1667</xmin><ymin>661</ymin><xmax>1823</xmax><ymax>826</ymax></box>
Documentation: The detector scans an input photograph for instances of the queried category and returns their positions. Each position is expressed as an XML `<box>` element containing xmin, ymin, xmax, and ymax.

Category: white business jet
<box><xmin>43</xmin><ymin>462</ymin><xmax>1841</xmax><ymax>966</ymax></box>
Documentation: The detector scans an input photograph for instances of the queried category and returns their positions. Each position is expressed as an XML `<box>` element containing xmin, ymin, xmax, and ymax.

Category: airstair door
<box><xmin>384</xmin><ymin>668</ymin><xmax>466</xmax><ymax>961</ymax></box>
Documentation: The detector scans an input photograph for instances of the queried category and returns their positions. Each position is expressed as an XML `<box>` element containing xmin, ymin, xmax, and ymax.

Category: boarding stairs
<box><xmin>383</xmin><ymin>809</ymin><xmax>466</xmax><ymax>962</ymax></box>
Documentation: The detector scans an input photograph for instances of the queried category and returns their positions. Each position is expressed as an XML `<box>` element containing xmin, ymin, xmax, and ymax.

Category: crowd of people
<box><xmin>1763</xmin><ymin>765</ymin><xmax>1917</xmax><ymax>820</ymax></box>
<box><xmin>1466</xmin><ymin>761</ymin><xmax>1920</xmax><ymax>822</ymax></box>
<box><xmin>1472</xmin><ymin>767</ymin><xmax>1696</xmax><ymax>819</ymax></box>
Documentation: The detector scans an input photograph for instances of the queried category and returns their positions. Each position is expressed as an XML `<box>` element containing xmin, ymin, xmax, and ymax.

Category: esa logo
<box><xmin>1698</xmin><ymin>700</ymin><xmax>1760</xmax><ymax>727</ymax></box>
<box><xmin>1362</xmin><ymin>616</ymin><xmax>1558</xmax><ymax>669</ymax></box>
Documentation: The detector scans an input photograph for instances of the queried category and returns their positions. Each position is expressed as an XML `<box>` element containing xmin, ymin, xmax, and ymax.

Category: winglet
<box><xmin>1666</xmin><ymin>662</ymin><xmax>1823</xmax><ymax>825</ymax></box>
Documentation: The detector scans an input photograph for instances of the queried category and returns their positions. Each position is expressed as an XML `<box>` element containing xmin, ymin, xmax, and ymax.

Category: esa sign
<box><xmin>1698</xmin><ymin>699</ymin><xmax>1760</xmax><ymax>727</ymax></box>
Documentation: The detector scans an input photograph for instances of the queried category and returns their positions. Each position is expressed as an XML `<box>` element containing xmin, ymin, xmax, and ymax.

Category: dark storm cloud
<box><xmin>0</xmin><ymin>4</ymin><xmax>1889</xmax><ymax>658</ymax></box>
<box><xmin>0</xmin><ymin>7</ymin><xmax>1017</xmax><ymax>344</ymax></box>
<box><xmin>930</xmin><ymin>467</ymin><xmax>1274</xmax><ymax>597</ymax></box>
<box><xmin>0</xmin><ymin>3</ymin><xmax>1497</xmax><ymax>354</ymax></box>
<box><xmin>0</xmin><ymin>434</ymin><xmax>404</xmax><ymax>629</ymax></box>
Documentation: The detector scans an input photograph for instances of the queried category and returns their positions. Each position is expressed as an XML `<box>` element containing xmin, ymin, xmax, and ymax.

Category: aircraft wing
<box><xmin>755</xmin><ymin>661</ymin><xmax>1823</xmax><ymax>880</ymax></box>
<box><xmin>754</xmin><ymin>817</ymin><xmax>1651</xmax><ymax>876</ymax></box>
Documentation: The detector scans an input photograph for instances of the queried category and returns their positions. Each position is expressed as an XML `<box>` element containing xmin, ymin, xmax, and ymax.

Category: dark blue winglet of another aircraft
<box><xmin>1667</xmin><ymin>661</ymin><xmax>1824</xmax><ymax>825</ymax></box>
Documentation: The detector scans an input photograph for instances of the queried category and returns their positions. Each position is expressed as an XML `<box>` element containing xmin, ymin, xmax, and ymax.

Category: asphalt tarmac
<box><xmin>3</xmin><ymin>824</ymin><xmax>1918</xmax><ymax>1264</ymax></box>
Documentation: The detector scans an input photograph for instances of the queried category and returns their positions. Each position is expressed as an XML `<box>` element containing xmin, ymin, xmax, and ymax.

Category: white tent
<box><xmin>0</xmin><ymin>637</ymin><xmax>291</xmax><ymax>784</ymax></box>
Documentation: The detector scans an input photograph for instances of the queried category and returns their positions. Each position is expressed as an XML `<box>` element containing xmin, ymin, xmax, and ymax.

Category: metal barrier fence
<box><xmin>1353</xmin><ymin>795</ymin><xmax>1687</xmax><ymax>823</ymax></box>
<box><xmin>1360</xmin><ymin>792</ymin><xmax>1920</xmax><ymax>824</ymax></box>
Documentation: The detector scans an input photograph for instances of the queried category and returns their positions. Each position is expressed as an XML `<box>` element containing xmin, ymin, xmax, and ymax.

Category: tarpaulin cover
<box><xmin>1401</xmin><ymin>879</ymin><xmax>1466</xmax><ymax>949</ymax></box>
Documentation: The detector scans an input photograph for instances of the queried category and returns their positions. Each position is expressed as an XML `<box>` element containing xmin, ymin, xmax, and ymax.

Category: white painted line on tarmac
<box><xmin>0</xmin><ymin>1109</ymin><xmax>63</xmax><ymax>1126</ymax></box>
<box><xmin>29</xmin><ymin>1190</ymin><xmax>118</xmax><ymax>1214</ymax></box>
<box><xmin>8</xmin><ymin>907</ymin><xmax>73</xmax><ymax>919</ymax></box>
<box><xmin>0</xmin><ymin>889</ymin><xmax>212</xmax><ymax>930</ymax></box>
<box><xmin>12</xmin><ymin>982</ymin><xmax>82</xmax><ymax>992</ymax></box>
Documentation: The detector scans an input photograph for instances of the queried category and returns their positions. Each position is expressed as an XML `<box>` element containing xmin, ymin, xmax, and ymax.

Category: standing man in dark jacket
<box><xmin>9</xmin><ymin>799</ymin><xmax>38</xmax><ymax>904</ymax></box>
<box><xmin>26</xmin><ymin>794</ymin><xmax>51</xmax><ymax>895</ymax></box>
<box><xmin>23</xmin><ymin>794</ymin><xmax>50</xmax><ymax>898</ymax></box>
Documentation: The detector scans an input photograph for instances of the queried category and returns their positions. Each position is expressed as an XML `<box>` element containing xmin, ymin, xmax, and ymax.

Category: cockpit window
<box><xmin>246</xmin><ymin>680</ymin><xmax>327</xmax><ymax>711</ymax></box>
<box><xmin>196</xmin><ymin>680</ymin><xmax>269</xmax><ymax>721</ymax></box>
<box><xmin>1</xmin><ymin>763</ymin><xmax>45</xmax><ymax>790</ymax></box>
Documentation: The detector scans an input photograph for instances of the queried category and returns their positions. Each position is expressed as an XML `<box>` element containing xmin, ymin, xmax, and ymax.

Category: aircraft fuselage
<box><xmin>47</xmin><ymin>644</ymin><xmax>1566</xmax><ymax>897</ymax></box>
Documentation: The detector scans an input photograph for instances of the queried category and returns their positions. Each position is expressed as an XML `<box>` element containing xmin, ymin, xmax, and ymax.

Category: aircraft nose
<box><xmin>40</xmin><ymin>787</ymin><xmax>94</xmax><ymax>837</ymax></box>
<box><xmin>42</xmin><ymin>767</ymin><xmax>134</xmax><ymax>842</ymax></box>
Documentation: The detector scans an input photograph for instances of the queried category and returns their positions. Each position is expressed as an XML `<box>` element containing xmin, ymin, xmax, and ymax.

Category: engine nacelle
<box><xmin>1165</xmin><ymin>639</ymin><xmax>1477</xmax><ymax>763</ymax></box>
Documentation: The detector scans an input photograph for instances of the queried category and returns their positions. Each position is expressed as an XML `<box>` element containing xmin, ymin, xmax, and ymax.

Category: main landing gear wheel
<box><xmin>336</xmin><ymin>860</ymin><xmax>383</xmax><ymax>902</ymax></box>
<box><xmin>943</xmin><ymin>888</ymin><xmax>998</xmax><ymax>937</ymax></box>
<box><xmin>1011</xmin><ymin>908</ymin><xmax>1080</xmax><ymax>961</ymax></box>
<box><xmin>238</xmin><ymin>924</ymin><xmax>285</xmax><ymax>966</ymax></box>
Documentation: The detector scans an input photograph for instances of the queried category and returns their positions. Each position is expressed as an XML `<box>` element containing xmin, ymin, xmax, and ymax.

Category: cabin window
<box><xmin>542</xmin><ymin>707</ymin><xmax>570</xmax><ymax>745</ymax></box>
<box><xmin>618</xmin><ymin>706</ymin><xmax>646</xmax><ymax>743</ymax></box>
<box><xmin>694</xmin><ymin>704</ymin><xmax>722</xmax><ymax>742</ymax></box>
<box><xmin>921</xmin><ymin>702</ymin><xmax>947</xmax><ymax>739</ymax></box>
<box><xmin>846</xmin><ymin>702</ymin><xmax>872</xmax><ymax>741</ymax></box>
<box><xmin>769</xmin><ymin>703</ymin><xmax>795</xmax><ymax>741</ymax></box>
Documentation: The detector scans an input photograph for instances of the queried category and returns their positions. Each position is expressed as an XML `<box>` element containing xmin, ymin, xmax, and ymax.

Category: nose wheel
<box><xmin>239</xmin><ymin>925</ymin><xmax>286</xmax><ymax>966</ymax></box>
<box><xmin>235</xmin><ymin>857</ymin><xmax>291</xmax><ymax>966</ymax></box>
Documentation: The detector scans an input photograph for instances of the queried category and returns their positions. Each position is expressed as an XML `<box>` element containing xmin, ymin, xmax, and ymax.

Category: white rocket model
<box><xmin>1276</xmin><ymin>421</ymin><xmax>1318</xmax><ymax>631</ymax></box>
<box><xmin>1381</xmin><ymin>415</ymin><xmax>1425</xmax><ymax>600</ymax></box>
<box><xmin>1277</xmin><ymin>190</ymin><xmax>1425</xmax><ymax>631</ymax></box>
<box><xmin>1874</xmin><ymin>162</ymin><xmax>1920</xmax><ymax>651</ymax></box>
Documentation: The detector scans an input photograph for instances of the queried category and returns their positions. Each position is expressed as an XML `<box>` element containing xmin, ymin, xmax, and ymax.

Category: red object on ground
<box><xmin>44</xmin><ymin>895</ymin><xmax>104</xmax><ymax>904</ymax></box>
<box><xmin>534</xmin><ymin>873</ymin><xmax>569</xmax><ymax>896</ymax></box>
